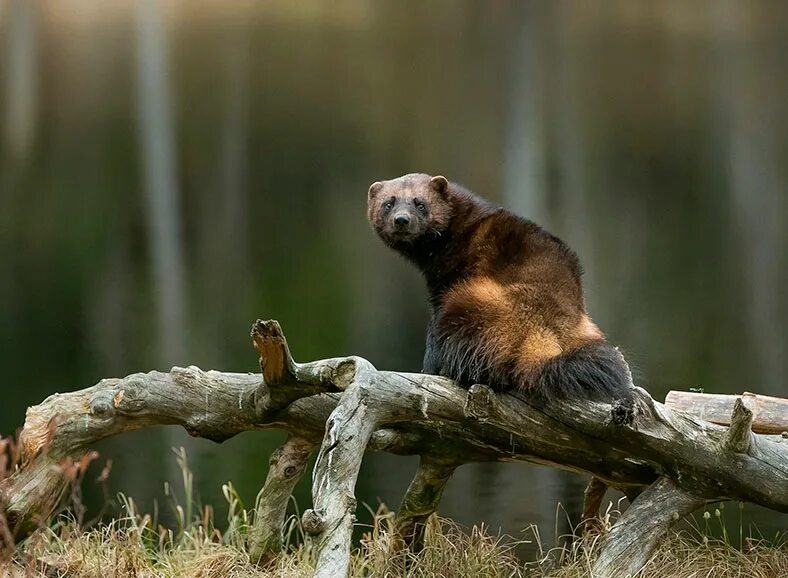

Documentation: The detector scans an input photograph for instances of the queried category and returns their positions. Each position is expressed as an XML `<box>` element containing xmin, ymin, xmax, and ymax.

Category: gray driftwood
<box><xmin>665</xmin><ymin>390</ymin><xmax>788</xmax><ymax>435</ymax></box>
<box><xmin>2</xmin><ymin>320</ymin><xmax>787</xmax><ymax>578</ymax></box>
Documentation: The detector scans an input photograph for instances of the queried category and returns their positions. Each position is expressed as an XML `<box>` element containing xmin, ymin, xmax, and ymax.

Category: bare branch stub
<box><xmin>581</xmin><ymin>477</ymin><xmax>609</xmax><ymax>532</ymax></box>
<box><xmin>725</xmin><ymin>396</ymin><xmax>755</xmax><ymax>454</ymax></box>
<box><xmin>251</xmin><ymin>319</ymin><xmax>297</xmax><ymax>386</ymax></box>
<box><xmin>464</xmin><ymin>383</ymin><xmax>497</xmax><ymax>421</ymax></box>
<box><xmin>301</xmin><ymin>509</ymin><xmax>327</xmax><ymax>536</ymax></box>
<box><xmin>250</xmin><ymin>319</ymin><xmax>342</xmax><ymax>413</ymax></box>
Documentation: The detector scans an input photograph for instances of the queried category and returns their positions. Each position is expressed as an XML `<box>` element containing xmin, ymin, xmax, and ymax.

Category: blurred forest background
<box><xmin>1</xmin><ymin>0</ymin><xmax>786</xmax><ymax>547</ymax></box>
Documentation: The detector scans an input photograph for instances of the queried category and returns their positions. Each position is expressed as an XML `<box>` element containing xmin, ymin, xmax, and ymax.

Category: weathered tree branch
<box><xmin>304</xmin><ymin>358</ymin><xmax>380</xmax><ymax>578</ymax></box>
<box><xmin>248</xmin><ymin>435</ymin><xmax>314</xmax><ymax>565</ymax></box>
<box><xmin>2</xmin><ymin>320</ymin><xmax>787</xmax><ymax>578</ymax></box>
<box><xmin>395</xmin><ymin>458</ymin><xmax>458</xmax><ymax>551</ymax></box>
<box><xmin>591</xmin><ymin>476</ymin><xmax>705</xmax><ymax>578</ymax></box>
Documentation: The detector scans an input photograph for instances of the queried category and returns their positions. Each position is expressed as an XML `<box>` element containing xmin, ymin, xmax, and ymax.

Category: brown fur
<box><xmin>368</xmin><ymin>173</ymin><xmax>630</xmax><ymax>399</ymax></box>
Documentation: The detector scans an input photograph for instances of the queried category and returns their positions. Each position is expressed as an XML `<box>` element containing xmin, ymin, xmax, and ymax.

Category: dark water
<box><xmin>1</xmin><ymin>1</ymin><xmax>786</xmax><ymax>552</ymax></box>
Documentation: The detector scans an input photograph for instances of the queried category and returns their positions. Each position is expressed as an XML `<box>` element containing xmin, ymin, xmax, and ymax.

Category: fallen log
<box><xmin>665</xmin><ymin>390</ymin><xmax>788</xmax><ymax>435</ymax></box>
<box><xmin>1</xmin><ymin>320</ymin><xmax>786</xmax><ymax>578</ymax></box>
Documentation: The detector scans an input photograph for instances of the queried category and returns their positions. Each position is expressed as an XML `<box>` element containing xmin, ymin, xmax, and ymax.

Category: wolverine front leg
<box><xmin>422</xmin><ymin>315</ymin><xmax>444</xmax><ymax>375</ymax></box>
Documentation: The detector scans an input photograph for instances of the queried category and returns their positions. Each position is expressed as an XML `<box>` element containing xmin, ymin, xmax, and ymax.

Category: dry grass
<box><xmin>6</xmin><ymin>506</ymin><xmax>786</xmax><ymax>578</ymax></box>
<box><xmin>542</xmin><ymin>528</ymin><xmax>788</xmax><ymax>578</ymax></box>
<box><xmin>1</xmin><ymin>445</ymin><xmax>786</xmax><ymax>578</ymax></box>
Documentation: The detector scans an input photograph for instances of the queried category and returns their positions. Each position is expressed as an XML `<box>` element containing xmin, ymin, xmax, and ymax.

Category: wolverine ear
<box><xmin>429</xmin><ymin>175</ymin><xmax>449</xmax><ymax>197</ymax></box>
<box><xmin>368</xmin><ymin>181</ymin><xmax>383</xmax><ymax>201</ymax></box>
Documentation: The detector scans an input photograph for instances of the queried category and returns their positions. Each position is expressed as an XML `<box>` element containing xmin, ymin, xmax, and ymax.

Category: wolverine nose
<box><xmin>394</xmin><ymin>214</ymin><xmax>410</xmax><ymax>227</ymax></box>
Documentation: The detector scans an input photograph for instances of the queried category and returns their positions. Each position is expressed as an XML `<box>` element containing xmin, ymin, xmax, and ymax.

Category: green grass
<box><xmin>3</xmin><ymin>447</ymin><xmax>787</xmax><ymax>577</ymax></box>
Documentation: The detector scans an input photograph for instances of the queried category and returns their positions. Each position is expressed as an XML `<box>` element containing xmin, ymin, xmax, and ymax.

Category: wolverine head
<box><xmin>367</xmin><ymin>173</ymin><xmax>453</xmax><ymax>247</ymax></box>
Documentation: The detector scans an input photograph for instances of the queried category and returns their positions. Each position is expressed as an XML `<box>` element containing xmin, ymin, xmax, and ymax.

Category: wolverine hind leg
<box><xmin>433</xmin><ymin>277</ymin><xmax>630</xmax><ymax>400</ymax></box>
<box><xmin>433</xmin><ymin>278</ymin><xmax>545</xmax><ymax>390</ymax></box>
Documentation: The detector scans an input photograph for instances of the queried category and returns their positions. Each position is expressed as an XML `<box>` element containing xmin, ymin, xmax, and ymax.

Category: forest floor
<box><xmin>3</xmin><ymin>451</ymin><xmax>787</xmax><ymax>577</ymax></box>
<box><xmin>6</xmin><ymin>500</ymin><xmax>787</xmax><ymax>577</ymax></box>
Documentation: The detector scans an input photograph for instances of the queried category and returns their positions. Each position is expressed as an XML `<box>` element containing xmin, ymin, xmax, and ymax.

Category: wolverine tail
<box><xmin>530</xmin><ymin>341</ymin><xmax>633</xmax><ymax>402</ymax></box>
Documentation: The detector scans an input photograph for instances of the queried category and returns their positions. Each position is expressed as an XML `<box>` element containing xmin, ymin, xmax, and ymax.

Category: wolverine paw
<box><xmin>610</xmin><ymin>398</ymin><xmax>635</xmax><ymax>426</ymax></box>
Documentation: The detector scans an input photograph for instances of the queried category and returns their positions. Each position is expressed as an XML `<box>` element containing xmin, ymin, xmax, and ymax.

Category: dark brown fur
<box><xmin>368</xmin><ymin>173</ymin><xmax>631</xmax><ymax>400</ymax></box>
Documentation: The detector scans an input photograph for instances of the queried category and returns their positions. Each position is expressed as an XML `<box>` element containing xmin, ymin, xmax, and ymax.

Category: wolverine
<box><xmin>367</xmin><ymin>173</ymin><xmax>632</xmax><ymax>400</ymax></box>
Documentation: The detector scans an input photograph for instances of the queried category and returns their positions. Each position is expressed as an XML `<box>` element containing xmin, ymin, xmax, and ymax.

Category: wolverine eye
<box><xmin>383</xmin><ymin>200</ymin><xmax>394</xmax><ymax>210</ymax></box>
<box><xmin>414</xmin><ymin>199</ymin><xmax>427</xmax><ymax>213</ymax></box>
